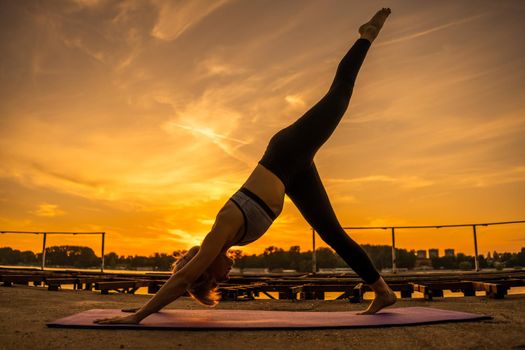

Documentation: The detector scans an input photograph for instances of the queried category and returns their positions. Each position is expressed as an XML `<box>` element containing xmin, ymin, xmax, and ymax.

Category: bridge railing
<box><xmin>0</xmin><ymin>231</ymin><xmax>106</xmax><ymax>272</ymax></box>
<box><xmin>311</xmin><ymin>220</ymin><xmax>525</xmax><ymax>273</ymax></box>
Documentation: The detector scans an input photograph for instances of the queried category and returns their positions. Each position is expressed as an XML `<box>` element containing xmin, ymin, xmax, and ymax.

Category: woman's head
<box><xmin>173</xmin><ymin>246</ymin><xmax>233</xmax><ymax>306</ymax></box>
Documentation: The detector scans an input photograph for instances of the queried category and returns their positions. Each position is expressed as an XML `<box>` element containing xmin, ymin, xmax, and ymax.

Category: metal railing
<box><xmin>311</xmin><ymin>220</ymin><xmax>525</xmax><ymax>273</ymax></box>
<box><xmin>0</xmin><ymin>231</ymin><xmax>106</xmax><ymax>272</ymax></box>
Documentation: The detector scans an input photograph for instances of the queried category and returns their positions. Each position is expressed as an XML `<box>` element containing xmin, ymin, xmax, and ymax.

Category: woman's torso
<box><xmin>221</xmin><ymin>163</ymin><xmax>285</xmax><ymax>247</ymax></box>
<box><xmin>242</xmin><ymin>163</ymin><xmax>285</xmax><ymax>217</ymax></box>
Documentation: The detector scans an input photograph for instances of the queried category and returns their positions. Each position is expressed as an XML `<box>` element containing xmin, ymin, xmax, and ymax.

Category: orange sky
<box><xmin>1</xmin><ymin>1</ymin><xmax>524</xmax><ymax>257</ymax></box>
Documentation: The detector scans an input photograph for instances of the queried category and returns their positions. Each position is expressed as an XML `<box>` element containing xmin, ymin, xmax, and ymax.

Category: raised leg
<box><xmin>281</xmin><ymin>37</ymin><xmax>372</xmax><ymax>159</ymax></box>
<box><xmin>259</xmin><ymin>38</ymin><xmax>371</xmax><ymax>187</ymax></box>
<box><xmin>259</xmin><ymin>8</ymin><xmax>391</xmax><ymax>189</ymax></box>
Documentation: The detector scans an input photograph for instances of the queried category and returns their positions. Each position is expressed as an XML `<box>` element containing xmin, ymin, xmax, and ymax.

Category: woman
<box><xmin>95</xmin><ymin>8</ymin><xmax>396</xmax><ymax>325</ymax></box>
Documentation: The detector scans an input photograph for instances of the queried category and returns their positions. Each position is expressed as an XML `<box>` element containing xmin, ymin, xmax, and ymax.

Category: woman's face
<box><xmin>209</xmin><ymin>252</ymin><xmax>234</xmax><ymax>282</ymax></box>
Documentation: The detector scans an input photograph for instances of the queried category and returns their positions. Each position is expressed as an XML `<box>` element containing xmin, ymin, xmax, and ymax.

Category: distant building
<box><xmin>429</xmin><ymin>249</ymin><xmax>439</xmax><ymax>258</ymax></box>
<box><xmin>415</xmin><ymin>249</ymin><xmax>432</xmax><ymax>269</ymax></box>
<box><xmin>445</xmin><ymin>249</ymin><xmax>455</xmax><ymax>257</ymax></box>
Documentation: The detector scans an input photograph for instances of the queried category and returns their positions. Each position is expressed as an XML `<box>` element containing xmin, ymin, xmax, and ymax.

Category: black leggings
<box><xmin>259</xmin><ymin>38</ymin><xmax>380</xmax><ymax>284</ymax></box>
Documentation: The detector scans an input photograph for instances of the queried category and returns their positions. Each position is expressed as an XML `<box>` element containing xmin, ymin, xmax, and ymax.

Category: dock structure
<box><xmin>1</xmin><ymin>268</ymin><xmax>524</xmax><ymax>302</ymax></box>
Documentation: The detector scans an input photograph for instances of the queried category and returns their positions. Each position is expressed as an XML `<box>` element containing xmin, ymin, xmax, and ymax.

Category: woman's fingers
<box><xmin>93</xmin><ymin>317</ymin><xmax>114</xmax><ymax>324</ymax></box>
<box><xmin>121</xmin><ymin>307</ymin><xmax>139</xmax><ymax>313</ymax></box>
<box><xmin>93</xmin><ymin>315</ymin><xmax>139</xmax><ymax>324</ymax></box>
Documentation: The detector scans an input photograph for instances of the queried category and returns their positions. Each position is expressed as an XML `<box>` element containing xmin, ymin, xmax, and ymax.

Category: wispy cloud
<box><xmin>284</xmin><ymin>95</ymin><xmax>306</xmax><ymax>108</ymax></box>
<box><xmin>196</xmin><ymin>55</ymin><xmax>246</xmax><ymax>78</ymax></box>
<box><xmin>151</xmin><ymin>0</ymin><xmax>232</xmax><ymax>41</ymax></box>
<box><xmin>167</xmin><ymin>229</ymin><xmax>204</xmax><ymax>247</ymax></box>
<box><xmin>458</xmin><ymin>166</ymin><xmax>525</xmax><ymax>188</ymax></box>
<box><xmin>326</xmin><ymin>175</ymin><xmax>435</xmax><ymax>189</ymax></box>
<box><xmin>377</xmin><ymin>12</ymin><xmax>489</xmax><ymax>47</ymax></box>
<box><xmin>32</xmin><ymin>203</ymin><xmax>65</xmax><ymax>217</ymax></box>
<box><xmin>164</xmin><ymin>122</ymin><xmax>248</xmax><ymax>145</ymax></box>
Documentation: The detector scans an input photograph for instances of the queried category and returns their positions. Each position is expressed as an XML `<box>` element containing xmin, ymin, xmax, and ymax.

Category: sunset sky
<box><xmin>1</xmin><ymin>0</ymin><xmax>524</xmax><ymax>258</ymax></box>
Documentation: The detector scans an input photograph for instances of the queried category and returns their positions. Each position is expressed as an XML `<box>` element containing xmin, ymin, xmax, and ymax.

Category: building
<box><xmin>415</xmin><ymin>249</ymin><xmax>432</xmax><ymax>269</ymax></box>
<box><xmin>429</xmin><ymin>249</ymin><xmax>439</xmax><ymax>258</ymax></box>
<box><xmin>445</xmin><ymin>249</ymin><xmax>455</xmax><ymax>257</ymax></box>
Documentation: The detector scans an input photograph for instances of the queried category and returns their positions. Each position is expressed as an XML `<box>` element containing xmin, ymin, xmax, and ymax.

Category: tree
<box><xmin>0</xmin><ymin>247</ymin><xmax>37</xmax><ymax>265</ymax></box>
<box><xmin>43</xmin><ymin>246</ymin><xmax>100</xmax><ymax>268</ymax></box>
<box><xmin>316</xmin><ymin>247</ymin><xmax>345</xmax><ymax>268</ymax></box>
<box><xmin>104</xmin><ymin>252</ymin><xmax>119</xmax><ymax>267</ymax></box>
<box><xmin>229</xmin><ymin>250</ymin><xmax>246</xmax><ymax>271</ymax></box>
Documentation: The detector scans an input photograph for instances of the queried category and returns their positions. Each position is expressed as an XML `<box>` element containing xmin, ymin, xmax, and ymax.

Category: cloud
<box><xmin>458</xmin><ymin>166</ymin><xmax>525</xmax><ymax>188</ymax></box>
<box><xmin>33</xmin><ymin>203</ymin><xmax>66</xmax><ymax>217</ymax></box>
<box><xmin>62</xmin><ymin>37</ymin><xmax>106</xmax><ymax>63</ymax></box>
<box><xmin>333</xmin><ymin>195</ymin><xmax>358</xmax><ymax>204</ymax></box>
<box><xmin>326</xmin><ymin>175</ymin><xmax>434</xmax><ymax>189</ymax></box>
<box><xmin>196</xmin><ymin>55</ymin><xmax>246</xmax><ymax>78</ymax></box>
<box><xmin>164</xmin><ymin>122</ymin><xmax>249</xmax><ymax>145</ymax></box>
<box><xmin>285</xmin><ymin>95</ymin><xmax>306</xmax><ymax>108</ymax></box>
<box><xmin>167</xmin><ymin>228</ymin><xmax>204</xmax><ymax>247</ymax></box>
<box><xmin>377</xmin><ymin>12</ymin><xmax>489</xmax><ymax>47</ymax></box>
<box><xmin>151</xmin><ymin>0</ymin><xmax>232</xmax><ymax>41</ymax></box>
<box><xmin>197</xmin><ymin>218</ymin><xmax>215</xmax><ymax>226</ymax></box>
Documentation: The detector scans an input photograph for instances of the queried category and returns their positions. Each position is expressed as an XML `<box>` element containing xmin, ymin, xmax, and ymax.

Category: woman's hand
<box><xmin>94</xmin><ymin>313</ymin><xmax>141</xmax><ymax>325</ymax></box>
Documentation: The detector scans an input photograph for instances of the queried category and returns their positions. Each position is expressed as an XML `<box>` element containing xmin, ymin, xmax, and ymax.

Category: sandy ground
<box><xmin>1</xmin><ymin>286</ymin><xmax>524</xmax><ymax>350</ymax></box>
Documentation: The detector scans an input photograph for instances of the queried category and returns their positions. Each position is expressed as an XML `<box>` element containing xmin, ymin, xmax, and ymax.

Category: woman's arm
<box><xmin>94</xmin><ymin>219</ymin><xmax>237</xmax><ymax>324</ymax></box>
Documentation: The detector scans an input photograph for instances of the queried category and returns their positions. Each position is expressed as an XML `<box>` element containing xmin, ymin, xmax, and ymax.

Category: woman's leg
<box><xmin>259</xmin><ymin>38</ymin><xmax>371</xmax><ymax>188</ymax></box>
<box><xmin>286</xmin><ymin>163</ymin><xmax>396</xmax><ymax>313</ymax></box>
<box><xmin>259</xmin><ymin>8</ymin><xmax>390</xmax><ymax>186</ymax></box>
<box><xmin>259</xmin><ymin>9</ymin><xmax>391</xmax><ymax>189</ymax></box>
<box><xmin>285</xmin><ymin>37</ymin><xmax>371</xmax><ymax>158</ymax></box>
<box><xmin>259</xmin><ymin>38</ymin><xmax>371</xmax><ymax>186</ymax></box>
<box><xmin>285</xmin><ymin>163</ymin><xmax>380</xmax><ymax>283</ymax></box>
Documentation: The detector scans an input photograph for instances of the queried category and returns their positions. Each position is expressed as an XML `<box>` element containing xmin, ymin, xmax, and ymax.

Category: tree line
<box><xmin>0</xmin><ymin>245</ymin><xmax>524</xmax><ymax>271</ymax></box>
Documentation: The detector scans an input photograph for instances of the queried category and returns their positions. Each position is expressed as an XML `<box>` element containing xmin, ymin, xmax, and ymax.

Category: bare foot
<box><xmin>359</xmin><ymin>8</ymin><xmax>391</xmax><ymax>42</ymax></box>
<box><xmin>357</xmin><ymin>289</ymin><xmax>397</xmax><ymax>315</ymax></box>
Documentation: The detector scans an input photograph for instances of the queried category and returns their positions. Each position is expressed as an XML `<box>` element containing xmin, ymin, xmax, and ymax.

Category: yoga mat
<box><xmin>47</xmin><ymin>307</ymin><xmax>491</xmax><ymax>330</ymax></box>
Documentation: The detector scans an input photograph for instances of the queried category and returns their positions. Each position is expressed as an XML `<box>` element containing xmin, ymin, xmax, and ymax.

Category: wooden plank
<box><xmin>2</xmin><ymin>275</ymin><xmax>45</xmax><ymax>286</ymax></box>
<box><xmin>45</xmin><ymin>278</ymin><xmax>83</xmax><ymax>291</ymax></box>
<box><xmin>349</xmin><ymin>283</ymin><xmax>363</xmax><ymax>303</ymax></box>
<box><xmin>465</xmin><ymin>281</ymin><xmax>509</xmax><ymax>299</ymax></box>
<box><xmin>261</xmin><ymin>291</ymin><xmax>276</xmax><ymax>300</ymax></box>
<box><xmin>410</xmin><ymin>283</ymin><xmax>444</xmax><ymax>301</ymax></box>
<box><xmin>94</xmin><ymin>280</ymin><xmax>150</xmax><ymax>294</ymax></box>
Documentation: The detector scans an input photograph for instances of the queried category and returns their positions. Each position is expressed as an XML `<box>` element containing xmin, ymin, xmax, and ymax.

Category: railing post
<box><xmin>391</xmin><ymin>227</ymin><xmax>397</xmax><ymax>274</ymax></box>
<box><xmin>41</xmin><ymin>232</ymin><xmax>47</xmax><ymax>271</ymax></box>
<box><xmin>101</xmin><ymin>232</ymin><xmax>105</xmax><ymax>273</ymax></box>
<box><xmin>312</xmin><ymin>227</ymin><xmax>317</xmax><ymax>274</ymax></box>
<box><xmin>472</xmin><ymin>225</ymin><xmax>479</xmax><ymax>271</ymax></box>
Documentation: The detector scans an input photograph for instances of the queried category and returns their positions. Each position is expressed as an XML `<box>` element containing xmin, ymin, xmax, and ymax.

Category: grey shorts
<box><xmin>229</xmin><ymin>187</ymin><xmax>276</xmax><ymax>246</ymax></box>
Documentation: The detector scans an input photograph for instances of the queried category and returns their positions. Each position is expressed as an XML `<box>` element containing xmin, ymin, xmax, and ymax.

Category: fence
<box><xmin>311</xmin><ymin>220</ymin><xmax>525</xmax><ymax>273</ymax></box>
<box><xmin>0</xmin><ymin>231</ymin><xmax>106</xmax><ymax>272</ymax></box>
<box><xmin>3</xmin><ymin>220</ymin><xmax>525</xmax><ymax>274</ymax></box>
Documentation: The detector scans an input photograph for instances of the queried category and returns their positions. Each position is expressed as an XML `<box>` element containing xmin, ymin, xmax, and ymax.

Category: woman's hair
<box><xmin>172</xmin><ymin>246</ymin><xmax>220</xmax><ymax>306</ymax></box>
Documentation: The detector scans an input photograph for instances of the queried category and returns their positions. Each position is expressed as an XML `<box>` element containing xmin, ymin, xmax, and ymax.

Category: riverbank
<box><xmin>1</xmin><ymin>285</ymin><xmax>524</xmax><ymax>349</ymax></box>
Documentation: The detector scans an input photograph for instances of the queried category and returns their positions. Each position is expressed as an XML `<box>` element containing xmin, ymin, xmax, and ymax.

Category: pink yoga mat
<box><xmin>47</xmin><ymin>307</ymin><xmax>490</xmax><ymax>329</ymax></box>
